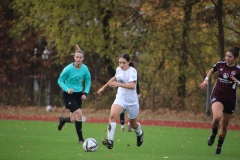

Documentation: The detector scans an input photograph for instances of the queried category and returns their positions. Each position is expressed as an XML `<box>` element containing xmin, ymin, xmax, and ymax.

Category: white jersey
<box><xmin>115</xmin><ymin>66</ymin><xmax>138</xmax><ymax>105</ymax></box>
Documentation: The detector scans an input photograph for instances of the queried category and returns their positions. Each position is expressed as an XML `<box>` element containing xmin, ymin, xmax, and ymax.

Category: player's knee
<box><xmin>221</xmin><ymin>121</ymin><xmax>229</xmax><ymax>130</ymax></box>
<box><xmin>70</xmin><ymin>117</ymin><xmax>76</xmax><ymax>123</ymax></box>
<box><xmin>213</xmin><ymin>116</ymin><xmax>221</xmax><ymax>123</ymax></box>
<box><xmin>75</xmin><ymin>115</ymin><xmax>82</xmax><ymax>121</ymax></box>
<box><xmin>130</xmin><ymin>123</ymin><xmax>138</xmax><ymax>129</ymax></box>
<box><xmin>109</xmin><ymin>115</ymin><xmax>117</xmax><ymax>122</ymax></box>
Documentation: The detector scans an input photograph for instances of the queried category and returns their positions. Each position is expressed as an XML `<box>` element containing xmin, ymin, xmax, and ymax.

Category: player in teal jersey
<box><xmin>57</xmin><ymin>47</ymin><xmax>91</xmax><ymax>144</ymax></box>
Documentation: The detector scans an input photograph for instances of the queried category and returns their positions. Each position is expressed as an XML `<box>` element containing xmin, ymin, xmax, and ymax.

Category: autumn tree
<box><xmin>4</xmin><ymin>0</ymin><xmax>240</xmax><ymax>113</ymax></box>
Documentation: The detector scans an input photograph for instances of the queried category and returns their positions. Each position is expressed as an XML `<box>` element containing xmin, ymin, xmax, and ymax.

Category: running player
<box><xmin>199</xmin><ymin>46</ymin><xmax>240</xmax><ymax>154</ymax></box>
<box><xmin>57</xmin><ymin>47</ymin><xmax>91</xmax><ymax>144</ymax></box>
<box><xmin>97</xmin><ymin>53</ymin><xmax>144</xmax><ymax>149</ymax></box>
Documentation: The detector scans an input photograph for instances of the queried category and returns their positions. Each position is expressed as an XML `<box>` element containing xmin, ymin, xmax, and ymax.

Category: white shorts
<box><xmin>113</xmin><ymin>98</ymin><xmax>139</xmax><ymax>119</ymax></box>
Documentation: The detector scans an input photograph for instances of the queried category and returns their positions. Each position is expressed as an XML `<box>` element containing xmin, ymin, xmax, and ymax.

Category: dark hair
<box><xmin>228</xmin><ymin>46</ymin><xmax>240</xmax><ymax>58</ymax></box>
<box><xmin>120</xmin><ymin>53</ymin><xmax>130</xmax><ymax>62</ymax></box>
<box><xmin>120</xmin><ymin>53</ymin><xmax>135</xmax><ymax>67</ymax></box>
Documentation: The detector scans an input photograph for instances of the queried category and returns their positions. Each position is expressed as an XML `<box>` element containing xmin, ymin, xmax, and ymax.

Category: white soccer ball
<box><xmin>46</xmin><ymin>105</ymin><xmax>52</xmax><ymax>112</ymax></box>
<box><xmin>83</xmin><ymin>138</ymin><xmax>98</xmax><ymax>152</ymax></box>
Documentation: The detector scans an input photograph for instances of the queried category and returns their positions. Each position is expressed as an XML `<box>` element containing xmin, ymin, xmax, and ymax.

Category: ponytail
<box><xmin>129</xmin><ymin>62</ymin><xmax>135</xmax><ymax>68</ymax></box>
<box><xmin>234</xmin><ymin>46</ymin><xmax>240</xmax><ymax>52</ymax></box>
<box><xmin>229</xmin><ymin>46</ymin><xmax>240</xmax><ymax>58</ymax></box>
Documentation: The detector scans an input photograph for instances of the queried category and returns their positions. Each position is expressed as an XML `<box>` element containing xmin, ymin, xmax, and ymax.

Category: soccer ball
<box><xmin>46</xmin><ymin>105</ymin><xmax>52</xmax><ymax>112</ymax></box>
<box><xmin>82</xmin><ymin>138</ymin><xmax>98</xmax><ymax>152</ymax></box>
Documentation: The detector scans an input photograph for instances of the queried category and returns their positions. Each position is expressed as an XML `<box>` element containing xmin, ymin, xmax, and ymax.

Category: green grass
<box><xmin>0</xmin><ymin>120</ymin><xmax>239</xmax><ymax>160</ymax></box>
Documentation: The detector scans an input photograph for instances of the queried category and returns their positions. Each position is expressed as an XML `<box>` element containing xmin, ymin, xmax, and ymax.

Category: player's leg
<box><xmin>58</xmin><ymin>93</ymin><xmax>74</xmax><ymax>131</ymax></box>
<box><xmin>208</xmin><ymin>101</ymin><xmax>223</xmax><ymax>146</ymax></box>
<box><xmin>72</xmin><ymin>108</ymin><xmax>85</xmax><ymax>143</ymax></box>
<box><xmin>120</xmin><ymin>111</ymin><xmax>125</xmax><ymax>131</ymax></box>
<box><xmin>58</xmin><ymin>113</ymin><xmax>73</xmax><ymax>131</ymax></box>
<box><xmin>127</xmin><ymin>103</ymin><xmax>144</xmax><ymax>147</ymax></box>
<box><xmin>129</xmin><ymin>118</ymin><xmax>144</xmax><ymax>147</ymax></box>
<box><xmin>215</xmin><ymin>111</ymin><xmax>232</xmax><ymax>154</ymax></box>
<box><xmin>102</xmin><ymin>104</ymin><xmax>123</xmax><ymax>149</ymax></box>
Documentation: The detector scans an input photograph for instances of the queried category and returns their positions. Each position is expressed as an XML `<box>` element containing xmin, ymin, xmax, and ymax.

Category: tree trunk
<box><xmin>177</xmin><ymin>0</ymin><xmax>200</xmax><ymax>109</ymax></box>
<box><xmin>217</xmin><ymin>0</ymin><xmax>225</xmax><ymax>59</ymax></box>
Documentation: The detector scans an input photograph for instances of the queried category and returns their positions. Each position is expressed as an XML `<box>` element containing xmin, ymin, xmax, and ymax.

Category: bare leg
<box><xmin>102</xmin><ymin>104</ymin><xmax>123</xmax><ymax>149</ymax></box>
<box><xmin>215</xmin><ymin>113</ymin><xmax>231</xmax><ymax>154</ymax></box>
<box><xmin>208</xmin><ymin>102</ymin><xmax>223</xmax><ymax>146</ymax></box>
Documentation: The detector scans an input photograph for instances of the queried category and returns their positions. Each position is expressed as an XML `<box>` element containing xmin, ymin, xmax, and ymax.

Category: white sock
<box><xmin>134</xmin><ymin>122</ymin><xmax>142</xmax><ymax>136</ymax></box>
<box><xmin>108</xmin><ymin>122</ymin><xmax>116</xmax><ymax>141</ymax></box>
<box><xmin>121</xmin><ymin>125</ymin><xmax>125</xmax><ymax>129</ymax></box>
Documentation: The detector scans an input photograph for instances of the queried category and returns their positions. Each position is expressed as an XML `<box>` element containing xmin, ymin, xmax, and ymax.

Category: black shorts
<box><xmin>211</xmin><ymin>97</ymin><xmax>235</xmax><ymax>114</ymax></box>
<box><xmin>62</xmin><ymin>91</ymin><xmax>82</xmax><ymax>113</ymax></box>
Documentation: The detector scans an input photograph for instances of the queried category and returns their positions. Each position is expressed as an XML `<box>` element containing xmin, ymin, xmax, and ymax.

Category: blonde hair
<box><xmin>71</xmin><ymin>44</ymin><xmax>84</xmax><ymax>55</ymax></box>
<box><xmin>75</xmin><ymin>44</ymin><xmax>84</xmax><ymax>54</ymax></box>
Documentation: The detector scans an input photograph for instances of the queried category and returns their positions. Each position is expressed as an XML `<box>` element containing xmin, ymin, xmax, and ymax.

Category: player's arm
<box><xmin>83</xmin><ymin>67</ymin><xmax>91</xmax><ymax>95</ymax></box>
<box><xmin>109</xmin><ymin>81</ymin><xmax>136</xmax><ymax>90</ymax></box>
<box><xmin>230</xmin><ymin>74</ymin><xmax>240</xmax><ymax>85</ymax></box>
<box><xmin>97</xmin><ymin>77</ymin><xmax>116</xmax><ymax>94</ymax></box>
<box><xmin>199</xmin><ymin>68</ymin><xmax>214</xmax><ymax>90</ymax></box>
<box><xmin>109</xmin><ymin>68</ymin><xmax>137</xmax><ymax>90</ymax></box>
<box><xmin>58</xmin><ymin>68</ymin><xmax>71</xmax><ymax>92</ymax></box>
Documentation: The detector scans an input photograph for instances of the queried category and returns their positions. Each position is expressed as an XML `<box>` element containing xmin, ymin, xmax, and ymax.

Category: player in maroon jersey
<box><xmin>199</xmin><ymin>46</ymin><xmax>240</xmax><ymax>154</ymax></box>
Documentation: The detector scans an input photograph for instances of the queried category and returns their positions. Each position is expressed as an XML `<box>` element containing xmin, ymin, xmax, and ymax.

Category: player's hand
<box><xmin>81</xmin><ymin>94</ymin><xmax>87</xmax><ymax>100</ymax></box>
<box><xmin>108</xmin><ymin>82</ymin><xmax>118</xmax><ymax>88</ymax></box>
<box><xmin>97</xmin><ymin>88</ymin><xmax>104</xmax><ymax>95</ymax></box>
<box><xmin>199</xmin><ymin>80</ymin><xmax>208</xmax><ymax>90</ymax></box>
<box><xmin>138</xmin><ymin>94</ymin><xmax>141</xmax><ymax>98</ymax></box>
<box><xmin>230</xmin><ymin>75</ymin><xmax>239</xmax><ymax>83</ymax></box>
<box><xmin>68</xmin><ymin>88</ymin><xmax>74</xmax><ymax>94</ymax></box>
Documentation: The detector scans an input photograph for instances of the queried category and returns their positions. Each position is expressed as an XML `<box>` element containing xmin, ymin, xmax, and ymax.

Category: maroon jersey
<box><xmin>211</xmin><ymin>61</ymin><xmax>240</xmax><ymax>104</ymax></box>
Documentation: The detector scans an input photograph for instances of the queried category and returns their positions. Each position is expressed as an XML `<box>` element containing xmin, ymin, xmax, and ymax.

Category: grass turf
<box><xmin>0</xmin><ymin>119</ymin><xmax>239</xmax><ymax>160</ymax></box>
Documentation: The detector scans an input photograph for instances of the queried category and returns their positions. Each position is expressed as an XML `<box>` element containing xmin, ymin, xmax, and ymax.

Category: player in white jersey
<box><xmin>97</xmin><ymin>53</ymin><xmax>144</xmax><ymax>149</ymax></box>
<box><xmin>120</xmin><ymin>72</ymin><xmax>140</xmax><ymax>132</ymax></box>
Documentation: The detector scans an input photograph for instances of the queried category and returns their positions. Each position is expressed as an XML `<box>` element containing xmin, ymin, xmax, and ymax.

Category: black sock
<box><xmin>63</xmin><ymin>117</ymin><xmax>71</xmax><ymax>123</ymax></box>
<box><xmin>75</xmin><ymin>121</ymin><xmax>83</xmax><ymax>141</ymax></box>
<box><xmin>217</xmin><ymin>136</ymin><xmax>225</xmax><ymax>148</ymax></box>
<box><xmin>120</xmin><ymin>112</ymin><xmax>125</xmax><ymax>125</ymax></box>
<box><xmin>212</xmin><ymin>125</ymin><xmax>218</xmax><ymax>135</ymax></box>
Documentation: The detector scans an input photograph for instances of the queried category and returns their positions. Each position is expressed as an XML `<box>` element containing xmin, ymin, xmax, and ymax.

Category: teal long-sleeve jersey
<box><xmin>58</xmin><ymin>63</ymin><xmax>91</xmax><ymax>94</ymax></box>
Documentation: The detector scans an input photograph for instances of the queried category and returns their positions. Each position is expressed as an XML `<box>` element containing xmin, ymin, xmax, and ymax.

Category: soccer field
<box><xmin>0</xmin><ymin>120</ymin><xmax>239</xmax><ymax>160</ymax></box>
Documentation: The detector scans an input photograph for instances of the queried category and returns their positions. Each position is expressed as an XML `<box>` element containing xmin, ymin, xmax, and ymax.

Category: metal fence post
<box><xmin>206</xmin><ymin>78</ymin><xmax>211</xmax><ymax>116</ymax></box>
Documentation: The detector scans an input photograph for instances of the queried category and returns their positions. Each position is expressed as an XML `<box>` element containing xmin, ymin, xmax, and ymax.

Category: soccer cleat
<box><xmin>58</xmin><ymin>116</ymin><xmax>65</xmax><ymax>131</ymax></box>
<box><xmin>215</xmin><ymin>146</ymin><xmax>221</xmax><ymax>154</ymax></box>
<box><xmin>121</xmin><ymin>127</ymin><xmax>125</xmax><ymax>131</ymax></box>
<box><xmin>208</xmin><ymin>134</ymin><xmax>216</xmax><ymax>146</ymax></box>
<box><xmin>79</xmin><ymin>139</ymin><xmax>85</xmax><ymax>144</ymax></box>
<box><xmin>136</xmin><ymin>131</ymin><xmax>144</xmax><ymax>147</ymax></box>
<box><xmin>102</xmin><ymin>138</ymin><xmax>113</xmax><ymax>149</ymax></box>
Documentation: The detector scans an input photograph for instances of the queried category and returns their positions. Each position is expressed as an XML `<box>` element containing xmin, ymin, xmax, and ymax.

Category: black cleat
<box><xmin>215</xmin><ymin>146</ymin><xmax>221</xmax><ymax>154</ymax></box>
<box><xmin>102</xmin><ymin>138</ymin><xmax>113</xmax><ymax>149</ymax></box>
<box><xmin>208</xmin><ymin>134</ymin><xmax>216</xmax><ymax>146</ymax></box>
<box><xmin>58</xmin><ymin>116</ymin><xmax>65</xmax><ymax>131</ymax></box>
<box><xmin>136</xmin><ymin>131</ymin><xmax>144</xmax><ymax>147</ymax></box>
